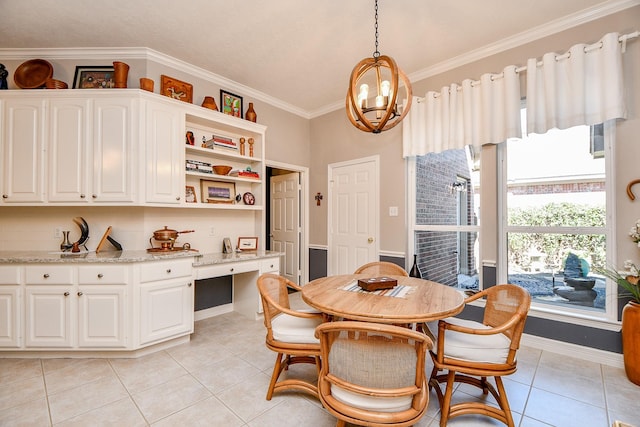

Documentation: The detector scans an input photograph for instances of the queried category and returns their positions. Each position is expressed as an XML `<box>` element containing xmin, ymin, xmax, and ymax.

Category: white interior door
<box><xmin>270</xmin><ymin>173</ymin><xmax>301</xmax><ymax>284</ymax></box>
<box><xmin>328</xmin><ymin>156</ymin><xmax>379</xmax><ymax>275</ymax></box>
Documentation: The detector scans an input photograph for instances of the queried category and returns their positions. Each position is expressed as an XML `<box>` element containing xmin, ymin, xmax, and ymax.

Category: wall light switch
<box><xmin>209</xmin><ymin>226</ymin><xmax>215</xmax><ymax>236</ymax></box>
<box><xmin>389</xmin><ymin>206</ymin><xmax>398</xmax><ymax>217</ymax></box>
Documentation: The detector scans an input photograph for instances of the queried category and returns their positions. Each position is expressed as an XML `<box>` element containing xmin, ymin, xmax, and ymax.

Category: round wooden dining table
<box><xmin>301</xmin><ymin>274</ymin><xmax>465</xmax><ymax>324</ymax></box>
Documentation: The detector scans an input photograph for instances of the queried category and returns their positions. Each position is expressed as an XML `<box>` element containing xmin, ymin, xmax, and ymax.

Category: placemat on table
<box><xmin>339</xmin><ymin>281</ymin><xmax>414</xmax><ymax>298</ymax></box>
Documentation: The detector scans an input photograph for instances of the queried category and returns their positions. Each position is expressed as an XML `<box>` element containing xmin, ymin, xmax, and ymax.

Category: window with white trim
<box><xmin>500</xmin><ymin>114</ymin><xmax>615</xmax><ymax>319</ymax></box>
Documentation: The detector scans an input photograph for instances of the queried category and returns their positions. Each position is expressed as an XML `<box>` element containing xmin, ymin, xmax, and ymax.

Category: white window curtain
<box><xmin>402</xmin><ymin>65</ymin><xmax>521</xmax><ymax>157</ymax></box>
<box><xmin>526</xmin><ymin>32</ymin><xmax>626</xmax><ymax>135</ymax></box>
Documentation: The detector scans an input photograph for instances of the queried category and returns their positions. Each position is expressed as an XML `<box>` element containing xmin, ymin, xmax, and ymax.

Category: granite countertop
<box><xmin>0</xmin><ymin>249</ymin><xmax>282</xmax><ymax>265</ymax></box>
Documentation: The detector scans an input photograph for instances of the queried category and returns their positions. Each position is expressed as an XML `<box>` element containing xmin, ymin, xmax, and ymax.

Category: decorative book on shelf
<box><xmin>229</xmin><ymin>169</ymin><xmax>260</xmax><ymax>179</ymax></box>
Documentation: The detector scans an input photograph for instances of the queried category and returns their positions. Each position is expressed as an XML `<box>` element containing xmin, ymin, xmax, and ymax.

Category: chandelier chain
<box><xmin>373</xmin><ymin>0</ymin><xmax>380</xmax><ymax>58</ymax></box>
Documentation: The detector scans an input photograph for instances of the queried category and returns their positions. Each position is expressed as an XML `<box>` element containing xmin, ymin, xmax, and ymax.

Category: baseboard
<box><xmin>522</xmin><ymin>332</ymin><xmax>624</xmax><ymax>368</ymax></box>
<box><xmin>194</xmin><ymin>303</ymin><xmax>233</xmax><ymax>321</ymax></box>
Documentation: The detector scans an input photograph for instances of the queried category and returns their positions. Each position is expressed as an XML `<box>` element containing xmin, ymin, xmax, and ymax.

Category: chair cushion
<box><xmin>428</xmin><ymin>317</ymin><xmax>511</xmax><ymax>364</ymax></box>
<box><xmin>271</xmin><ymin>313</ymin><xmax>322</xmax><ymax>344</ymax></box>
<box><xmin>330</xmin><ymin>384</ymin><xmax>413</xmax><ymax>412</ymax></box>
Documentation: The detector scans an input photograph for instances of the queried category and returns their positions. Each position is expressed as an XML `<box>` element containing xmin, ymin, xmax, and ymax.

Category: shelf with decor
<box><xmin>182</xmin><ymin>110</ymin><xmax>265</xmax><ymax>212</ymax></box>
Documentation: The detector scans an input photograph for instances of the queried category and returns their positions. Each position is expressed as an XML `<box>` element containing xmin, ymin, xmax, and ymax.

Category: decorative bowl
<box><xmin>45</xmin><ymin>78</ymin><xmax>68</xmax><ymax>89</ymax></box>
<box><xmin>14</xmin><ymin>59</ymin><xmax>53</xmax><ymax>89</ymax></box>
<box><xmin>212</xmin><ymin>165</ymin><xmax>232</xmax><ymax>175</ymax></box>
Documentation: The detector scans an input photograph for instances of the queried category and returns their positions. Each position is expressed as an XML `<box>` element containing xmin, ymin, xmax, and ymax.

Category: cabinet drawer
<box><xmin>78</xmin><ymin>265</ymin><xmax>128</xmax><ymax>285</ymax></box>
<box><xmin>140</xmin><ymin>259</ymin><xmax>193</xmax><ymax>283</ymax></box>
<box><xmin>194</xmin><ymin>260</ymin><xmax>258</xmax><ymax>280</ymax></box>
<box><xmin>260</xmin><ymin>258</ymin><xmax>280</xmax><ymax>273</ymax></box>
<box><xmin>26</xmin><ymin>265</ymin><xmax>74</xmax><ymax>285</ymax></box>
<box><xmin>0</xmin><ymin>266</ymin><xmax>22</xmax><ymax>284</ymax></box>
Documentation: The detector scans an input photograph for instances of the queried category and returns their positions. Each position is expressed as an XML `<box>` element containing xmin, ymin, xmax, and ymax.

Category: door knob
<box><xmin>368</xmin><ymin>237</ymin><xmax>374</xmax><ymax>243</ymax></box>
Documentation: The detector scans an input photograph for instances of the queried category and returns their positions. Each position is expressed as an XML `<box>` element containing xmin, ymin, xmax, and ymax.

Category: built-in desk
<box><xmin>192</xmin><ymin>251</ymin><xmax>282</xmax><ymax>321</ymax></box>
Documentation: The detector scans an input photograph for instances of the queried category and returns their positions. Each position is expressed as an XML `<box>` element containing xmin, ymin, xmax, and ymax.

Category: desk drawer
<box><xmin>260</xmin><ymin>258</ymin><xmax>280</xmax><ymax>273</ymax></box>
<box><xmin>195</xmin><ymin>260</ymin><xmax>258</xmax><ymax>280</ymax></box>
<box><xmin>26</xmin><ymin>265</ymin><xmax>74</xmax><ymax>285</ymax></box>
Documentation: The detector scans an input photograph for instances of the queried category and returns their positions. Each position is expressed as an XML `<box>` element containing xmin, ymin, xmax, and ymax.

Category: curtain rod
<box><xmin>422</xmin><ymin>30</ymin><xmax>639</xmax><ymax>98</ymax></box>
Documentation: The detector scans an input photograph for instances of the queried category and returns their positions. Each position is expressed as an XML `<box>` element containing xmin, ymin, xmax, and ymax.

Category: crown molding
<box><xmin>406</xmin><ymin>0</ymin><xmax>639</xmax><ymax>86</ymax></box>
<box><xmin>0</xmin><ymin>46</ymin><xmax>311</xmax><ymax>119</ymax></box>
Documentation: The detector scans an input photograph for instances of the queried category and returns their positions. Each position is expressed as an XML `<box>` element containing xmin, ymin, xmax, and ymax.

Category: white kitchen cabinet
<box><xmin>77</xmin><ymin>265</ymin><xmax>129</xmax><ymax>348</ymax></box>
<box><xmin>25</xmin><ymin>285</ymin><xmax>73</xmax><ymax>348</ymax></box>
<box><xmin>139</xmin><ymin>258</ymin><xmax>194</xmax><ymax>345</ymax></box>
<box><xmin>77</xmin><ymin>286</ymin><xmax>127</xmax><ymax>348</ymax></box>
<box><xmin>47</xmin><ymin>97</ymin><xmax>91</xmax><ymax>202</ymax></box>
<box><xmin>1</xmin><ymin>97</ymin><xmax>46</xmax><ymax>203</ymax></box>
<box><xmin>144</xmin><ymin>98</ymin><xmax>184</xmax><ymax>204</ymax></box>
<box><xmin>92</xmin><ymin>97</ymin><xmax>137</xmax><ymax>203</ymax></box>
<box><xmin>0</xmin><ymin>266</ymin><xmax>22</xmax><ymax>348</ymax></box>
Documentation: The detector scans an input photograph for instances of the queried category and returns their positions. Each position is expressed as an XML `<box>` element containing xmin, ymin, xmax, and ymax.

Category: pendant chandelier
<box><xmin>346</xmin><ymin>0</ymin><xmax>412</xmax><ymax>134</ymax></box>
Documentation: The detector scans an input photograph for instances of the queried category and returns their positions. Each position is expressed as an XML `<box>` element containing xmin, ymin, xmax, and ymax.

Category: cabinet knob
<box><xmin>176</xmin><ymin>196</ymin><xmax>181</xmax><ymax>201</ymax></box>
<box><xmin>80</xmin><ymin>194</ymin><xmax>86</xmax><ymax>199</ymax></box>
<box><xmin>97</xmin><ymin>273</ymin><xmax>104</xmax><ymax>278</ymax></box>
<box><xmin>188</xmin><ymin>282</ymin><xmax>192</xmax><ymax>287</ymax></box>
<box><xmin>43</xmin><ymin>273</ymin><xmax>50</xmax><ymax>279</ymax></box>
<box><xmin>64</xmin><ymin>292</ymin><xmax>70</xmax><ymax>297</ymax></box>
<box><xmin>77</xmin><ymin>291</ymin><xmax>83</xmax><ymax>296</ymax></box>
<box><xmin>166</xmin><ymin>269</ymin><xmax>172</xmax><ymax>274</ymax></box>
<box><xmin>2</xmin><ymin>195</ymin><xmax>7</xmax><ymax>199</ymax></box>
<box><xmin>92</xmin><ymin>194</ymin><xmax>97</xmax><ymax>199</ymax></box>
<box><xmin>270</xmin><ymin>264</ymin><xmax>274</xmax><ymax>268</ymax></box>
<box><xmin>230</xmin><ymin>268</ymin><xmax>234</xmax><ymax>272</ymax></box>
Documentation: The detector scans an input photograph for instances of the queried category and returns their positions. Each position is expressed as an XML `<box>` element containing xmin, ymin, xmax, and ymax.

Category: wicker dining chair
<box><xmin>354</xmin><ymin>261</ymin><xmax>409</xmax><ymax>277</ymax></box>
<box><xmin>256</xmin><ymin>273</ymin><xmax>324</xmax><ymax>400</ymax></box>
<box><xmin>316</xmin><ymin>320</ymin><xmax>433</xmax><ymax>427</ymax></box>
<box><xmin>427</xmin><ymin>284</ymin><xmax>531</xmax><ymax>427</ymax></box>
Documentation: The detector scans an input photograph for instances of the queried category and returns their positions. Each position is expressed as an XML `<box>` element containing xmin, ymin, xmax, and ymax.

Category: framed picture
<box><xmin>161</xmin><ymin>75</ymin><xmax>193</xmax><ymax>103</ymax></box>
<box><xmin>73</xmin><ymin>66</ymin><xmax>116</xmax><ymax>89</ymax></box>
<box><xmin>222</xmin><ymin>237</ymin><xmax>233</xmax><ymax>254</ymax></box>
<box><xmin>200</xmin><ymin>179</ymin><xmax>235</xmax><ymax>204</ymax></box>
<box><xmin>185</xmin><ymin>185</ymin><xmax>197</xmax><ymax>203</ymax></box>
<box><xmin>220</xmin><ymin>90</ymin><xmax>243</xmax><ymax>118</ymax></box>
<box><xmin>237</xmin><ymin>236</ymin><xmax>258</xmax><ymax>251</ymax></box>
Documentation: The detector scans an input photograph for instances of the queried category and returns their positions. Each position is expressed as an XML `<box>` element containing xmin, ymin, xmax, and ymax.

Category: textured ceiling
<box><xmin>0</xmin><ymin>0</ymin><xmax>633</xmax><ymax>116</ymax></box>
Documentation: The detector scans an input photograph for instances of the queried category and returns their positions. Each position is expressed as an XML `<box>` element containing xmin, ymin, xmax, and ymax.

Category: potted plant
<box><xmin>598</xmin><ymin>220</ymin><xmax>640</xmax><ymax>386</ymax></box>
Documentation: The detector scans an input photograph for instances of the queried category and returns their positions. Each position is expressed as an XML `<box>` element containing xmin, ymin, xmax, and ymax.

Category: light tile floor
<box><xmin>1</xmin><ymin>300</ymin><xmax>639</xmax><ymax>427</ymax></box>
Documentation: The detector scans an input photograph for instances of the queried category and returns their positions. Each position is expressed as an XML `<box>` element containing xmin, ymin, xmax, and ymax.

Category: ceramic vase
<box><xmin>113</xmin><ymin>61</ymin><xmax>129</xmax><ymax>88</ymax></box>
<box><xmin>622</xmin><ymin>300</ymin><xmax>640</xmax><ymax>385</ymax></box>
<box><xmin>245</xmin><ymin>102</ymin><xmax>257</xmax><ymax>122</ymax></box>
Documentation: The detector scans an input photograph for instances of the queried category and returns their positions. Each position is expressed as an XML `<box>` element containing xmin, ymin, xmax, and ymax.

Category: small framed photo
<box><xmin>73</xmin><ymin>66</ymin><xmax>116</xmax><ymax>89</ymax></box>
<box><xmin>220</xmin><ymin>90</ymin><xmax>243</xmax><ymax>118</ymax></box>
<box><xmin>237</xmin><ymin>237</ymin><xmax>258</xmax><ymax>251</ymax></box>
<box><xmin>161</xmin><ymin>75</ymin><xmax>193</xmax><ymax>103</ymax></box>
<box><xmin>222</xmin><ymin>237</ymin><xmax>233</xmax><ymax>254</ymax></box>
<box><xmin>201</xmin><ymin>179</ymin><xmax>235</xmax><ymax>204</ymax></box>
<box><xmin>185</xmin><ymin>185</ymin><xmax>197</xmax><ymax>203</ymax></box>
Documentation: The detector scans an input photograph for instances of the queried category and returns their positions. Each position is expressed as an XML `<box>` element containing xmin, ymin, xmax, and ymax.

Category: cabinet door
<box><xmin>139</xmin><ymin>279</ymin><xmax>193</xmax><ymax>345</ymax></box>
<box><xmin>25</xmin><ymin>286</ymin><xmax>73</xmax><ymax>348</ymax></box>
<box><xmin>145</xmin><ymin>100</ymin><xmax>183</xmax><ymax>204</ymax></box>
<box><xmin>92</xmin><ymin>98</ymin><xmax>136</xmax><ymax>202</ymax></box>
<box><xmin>1</xmin><ymin>98</ymin><xmax>45</xmax><ymax>203</ymax></box>
<box><xmin>77</xmin><ymin>286</ymin><xmax>127</xmax><ymax>348</ymax></box>
<box><xmin>0</xmin><ymin>286</ymin><xmax>21</xmax><ymax>348</ymax></box>
<box><xmin>48</xmin><ymin>98</ymin><xmax>91</xmax><ymax>202</ymax></box>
